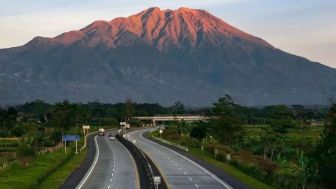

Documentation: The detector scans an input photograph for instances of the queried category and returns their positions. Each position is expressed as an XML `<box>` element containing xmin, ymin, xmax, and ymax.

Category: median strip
<box><xmin>116</xmin><ymin>134</ymin><xmax>168</xmax><ymax>189</ymax></box>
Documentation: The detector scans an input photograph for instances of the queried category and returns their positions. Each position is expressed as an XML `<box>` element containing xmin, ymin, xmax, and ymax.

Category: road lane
<box><xmin>127</xmin><ymin>129</ymin><xmax>232</xmax><ymax>189</ymax></box>
<box><xmin>81</xmin><ymin>132</ymin><xmax>139</xmax><ymax>189</ymax></box>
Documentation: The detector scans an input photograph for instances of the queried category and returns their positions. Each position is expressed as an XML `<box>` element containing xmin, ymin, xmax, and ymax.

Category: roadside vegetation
<box><xmin>0</xmin><ymin>99</ymin><xmax>185</xmax><ymax>187</ymax></box>
<box><xmin>150</xmin><ymin>95</ymin><xmax>334</xmax><ymax>189</ymax></box>
<box><xmin>0</xmin><ymin>97</ymin><xmax>333</xmax><ymax>188</ymax></box>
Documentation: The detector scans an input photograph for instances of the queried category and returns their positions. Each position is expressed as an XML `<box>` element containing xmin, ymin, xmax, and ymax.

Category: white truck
<box><xmin>98</xmin><ymin>128</ymin><xmax>105</xmax><ymax>136</ymax></box>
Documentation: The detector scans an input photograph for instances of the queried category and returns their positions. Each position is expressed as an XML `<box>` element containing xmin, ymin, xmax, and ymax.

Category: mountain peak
<box><xmin>27</xmin><ymin>7</ymin><xmax>272</xmax><ymax>50</ymax></box>
<box><xmin>2</xmin><ymin>7</ymin><xmax>336</xmax><ymax>106</ymax></box>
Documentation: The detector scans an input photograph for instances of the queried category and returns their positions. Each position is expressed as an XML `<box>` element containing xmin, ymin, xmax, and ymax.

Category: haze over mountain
<box><xmin>0</xmin><ymin>7</ymin><xmax>335</xmax><ymax>106</ymax></box>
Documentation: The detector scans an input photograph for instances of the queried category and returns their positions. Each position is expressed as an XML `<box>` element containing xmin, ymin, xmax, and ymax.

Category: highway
<box><xmin>78</xmin><ymin>132</ymin><xmax>140</xmax><ymax>189</ymax></box>
<box><xmin>127</xmin><ymin>129</ymin><xmax>232</xmax><ymax>189</ymax></box>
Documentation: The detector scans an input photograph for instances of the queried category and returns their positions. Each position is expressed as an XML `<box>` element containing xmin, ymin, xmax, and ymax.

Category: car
<box><xmin>109</xmin><ymin>134</ymin><xmax>115</xmax><ymax>140</ymax></box>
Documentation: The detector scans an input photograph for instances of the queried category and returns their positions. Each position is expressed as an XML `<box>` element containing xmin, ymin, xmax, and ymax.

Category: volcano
<box><xmin>0</xmin><ymin>7</ymin><xmax>335</xmax><ymax>105</ymax></box>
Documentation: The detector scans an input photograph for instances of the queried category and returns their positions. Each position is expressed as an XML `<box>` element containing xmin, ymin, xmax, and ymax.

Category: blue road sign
<box><xmin>62</xmin><ymin>135</ymin><xmax>80</xmax><ymax>141</ymax></box>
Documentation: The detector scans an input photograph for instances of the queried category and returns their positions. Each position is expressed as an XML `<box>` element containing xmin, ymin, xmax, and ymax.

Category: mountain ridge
<box><xmin>0</xmin><ymin>7</ymin><xmax>335</xmax><ymax>106</ymax></box>
<box><xmin>25</xmin><ymin>7</ymin><xmax>273</xmax><ymax>50</ymax></box>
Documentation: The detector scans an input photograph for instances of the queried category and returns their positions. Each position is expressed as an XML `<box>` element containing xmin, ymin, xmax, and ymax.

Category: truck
<box><xmin>98</xmin><ymin>128</ymin><xmax>105</xmax><ymax>136</ymax></box>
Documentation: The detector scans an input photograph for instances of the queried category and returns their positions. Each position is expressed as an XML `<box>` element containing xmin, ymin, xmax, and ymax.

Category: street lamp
<box><xmin>159</xmin><ymin>129</ymin><xmax>163</xmax><ymax>138</ymax></box>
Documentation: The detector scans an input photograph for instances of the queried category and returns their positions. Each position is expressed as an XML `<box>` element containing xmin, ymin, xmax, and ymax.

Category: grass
<box><xmin>192</xmin><ymin>149</ymin><xmax>274</xmax><ymax>189</ymax></box>
<box><xmin>0</xmin><ymin>143</ymin><xmax>85</xmax><ymax>189</ymax></box>
<box><xmin>244</xmin><ymin>124</ymin><xmax>323</xmax><ymax>142</ymax></box>
<box><xmin>149</xmin><ymin>132</ymin><xmax>274</xmax><ymax>189</ymax></box>
<box><xmin>37</xmin><ymin>148</ymin><xmax>87</xmax><ymax>189</ymax></box>
<box><xmin>0</xmin><ymin>147</ymin><xmax>17</xmax><ymax>152</ymax></box>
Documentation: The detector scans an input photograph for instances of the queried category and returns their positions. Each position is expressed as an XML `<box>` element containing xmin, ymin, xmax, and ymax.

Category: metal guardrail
<box><xmin>151</xmin><ymin>134</ymin><xmax>189</xmax><ymax>152</ymax></box>
<box><xmin>117</xmin><ymin>133</ymin><xmax>168</xmax><ymax>189</ymax></box>
<box><xmin>117</xmin><ymin>134</ymin><xmax>155</xmax><ymax>189</ymax></box>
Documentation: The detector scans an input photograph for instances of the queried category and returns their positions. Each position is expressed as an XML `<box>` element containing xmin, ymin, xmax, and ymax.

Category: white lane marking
<box><xmin>189</xmin><ymin>177</ymin><xmax>193</xmax><ymax>181</ymax></box>
<box><xmin>116</xmin><ymin>138</ymin><xmax>141</xmax><ymax>189</ymax></box>
<box><xmin>76</xmin><ymin>136</ymin><xmax>100</xmax><ymax>189</ymax></box>
<box><xmin>184</xmin><ymin>171</ymin><xmax>187</xmax><ymax>175</ymax></box>
<box><xmin>108</xmin><ymin>185</ymin><xmax>111</xmax><ymax>189</ymax></box>
<box><xmin>139</xmin><ymin>131</ymin><xmax>232</xmax><ymax>189</ymax></box>
<box><xmin>195</xmin><ymin>184</ymin><xmax>199</xmax><ymax>188</ymax></box>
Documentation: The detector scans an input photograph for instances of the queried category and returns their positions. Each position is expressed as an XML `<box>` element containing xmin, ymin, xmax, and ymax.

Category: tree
<box><xmin>10</xmin><ymin>124</ymin><xmax>26</xmax><ymax>137</ymax></box>
<box><xmin>50</xmin><ymin>100</ymin><xmax>72</xmax><ymax>130</ymax></box>
<box><xmin>209</xmin><ymin>95</ymin><xmax>244</xmax><ymax>145</ymax></box>
<box><xmin>263</xmin><ymin>105</ymin><xmax>294</xmax><ymax>120</ymax></box>
<box><xmin>270</xmin><ymin>119</ymin><xmax>296</xmax><ymax>134</ymax></box>
<box><xmin>306</xmin><ymin>102</ymin><xmax>336</xmax><ymax>188</ymax></box>
<box><xmin>292</xmin><ymin>105</ymin><xmax>306</xmax><ymax>127</ymax></box>
<box><xmin>190</xmin><ymin>122</ymin><xmax>207</xmax><ymax>141</ymax></box>
<box><xmin>171</xmin><ymin>101</ymin><xmax>185</xmax><ymax>115</ymax></box>
<box><xmin>125</xmin><ymin>98</ymin><xmax>134</xmax><ymax>121</ymax></box>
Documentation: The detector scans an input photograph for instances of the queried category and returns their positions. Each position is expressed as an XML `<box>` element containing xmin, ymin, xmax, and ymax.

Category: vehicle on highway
<box><xmin>98</xmin><ymin>128</ymin><xmax>105</xmax><ymax>136</ymax></box>
<box><xmin>109</xmin><ymin>133</ymin><xmax>115</xmax><ymax>140</ymax></box>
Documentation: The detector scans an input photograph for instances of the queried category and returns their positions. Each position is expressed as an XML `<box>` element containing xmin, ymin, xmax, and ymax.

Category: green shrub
<box><xmin>11</xmin><ymin>125</ymin><xmax>26</xmax><ymax>137</ymax></box>
<box><xmin>16</xmin><ymin>143</ymin><xmax>35</xmax><ymax>160</ymax></box>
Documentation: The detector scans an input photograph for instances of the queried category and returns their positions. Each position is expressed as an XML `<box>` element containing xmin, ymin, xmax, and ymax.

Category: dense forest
<box><xmin>0</xmin><ymin>98</ymin><xmax>328</xmax><ymax>138</ymax></box>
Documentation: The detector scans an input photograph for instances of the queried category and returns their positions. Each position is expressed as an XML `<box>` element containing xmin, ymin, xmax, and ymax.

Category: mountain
<box><xmin>0</xmin><ymin>7</ymin><xmax>335</xmax><ymax>106</ymax></box>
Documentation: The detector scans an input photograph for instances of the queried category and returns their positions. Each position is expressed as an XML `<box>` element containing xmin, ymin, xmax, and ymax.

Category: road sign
<box><xmin>120</xmin><ymin>122</ymin><xmax>126</xmax><ymax>126</ymax></box>
<box><xmin>62</xmin><ymin>135</ymin><xmax>80</xmax><ymax>141</ymax></box>
<box><xmin>62</xmin><ymin>135</ymin><xmax>80</xmax><ymax>155</ymax></box>
<box><xmin>82</xmin><ymin>125</ymin><xmax>90</xmax><ymax>129</ymax></box>
<box><xmin>154</xmin><ymin>176</ymin><xmax>161</xmax><ymax>184</ymax></box>
<box><xmin>226</xmin><ymin>154</ymin><xmax>231</xmax><ymax>161</ymax></box>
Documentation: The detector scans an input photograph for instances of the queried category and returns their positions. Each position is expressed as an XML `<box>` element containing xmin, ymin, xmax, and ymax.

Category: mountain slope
<box><xmin>0</xmin><ymin>7</ymin><xmax>335</xmax><ymax>105</ymax></box>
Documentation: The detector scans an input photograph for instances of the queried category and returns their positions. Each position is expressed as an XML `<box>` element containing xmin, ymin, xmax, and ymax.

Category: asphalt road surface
<box><xmin>127</xmin><ymin>129</ymin><xmax>232</xmax><ymax>189</ymax></box>
<box><xmin>79</xmin><ymin>132</ymin><xmax>140</xmax><ymax>189</ymax></box>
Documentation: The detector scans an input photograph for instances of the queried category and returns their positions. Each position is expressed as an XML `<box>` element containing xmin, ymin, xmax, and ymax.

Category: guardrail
<box><xmin>117</xmin><ymin>134</ymin><xmax>168</xmax><ymax>189</ymax></box>
<box><xmin>151</xmin><ymin>132</ymin><xmax>189</xmax><ymax>152</ymax></box>
<box><xmin>117</xmin><ymin>134</ymin><xmax>155</xmax><ymax>189</ymax></box>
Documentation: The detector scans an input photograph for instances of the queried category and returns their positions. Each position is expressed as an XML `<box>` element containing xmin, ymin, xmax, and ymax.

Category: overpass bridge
<box><xmin>132</xmin><ymin>115</ymin><xmax>212</xmax><ymax>124</ymax></box>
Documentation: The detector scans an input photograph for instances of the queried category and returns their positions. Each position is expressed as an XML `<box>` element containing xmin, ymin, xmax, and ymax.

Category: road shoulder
<box><xmin>59</xmin><ymin>134</ymin><xmax>96</xmax><ymax>189</ymax></box>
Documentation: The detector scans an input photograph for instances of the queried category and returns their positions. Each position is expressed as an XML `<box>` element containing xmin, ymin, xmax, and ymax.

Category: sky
<box><xmin>1</xmin><ymin>0</ymin><xmax>335</xmax><ymax>68</ymax></box>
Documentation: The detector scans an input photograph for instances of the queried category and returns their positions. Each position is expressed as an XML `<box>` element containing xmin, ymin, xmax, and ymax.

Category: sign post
<box><xmin>62</xmin><ymin>135</ymin><xmax>80</xmax><ymax>155</ymax></box>
<box><xmin>120</xmin><ymin>122</ymin><xmax>127</xmax><ymax>134</ymax></box>
<box><xmin>82</xmin><ymin>125</ymin><xmax>90</xmax><ymax>147</ymax></box>
<box><xmin>154</xmin><ymin>176</ymin><xmax>161</xmax><ymax>189</ymax></box>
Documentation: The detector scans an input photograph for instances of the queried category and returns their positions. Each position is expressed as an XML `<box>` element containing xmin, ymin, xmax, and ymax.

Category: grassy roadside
<box><xmin>37</xmin><ymin>148</ymin><xmax>87</xmax><ymax>189</ymax></box>
<box><xmin>148</xmin><ymin>132</ymin><xmax>274</xmax><ymax>189</ymax></box>
<box><xmin>189</xmin><ymin>148</ymin><xmax>274</xmax><ymax>189</ymax></box>
<box><xmin>0</xmin><ymin>144</ymin><xmax>86</xmax><ymax>189</ymax></box>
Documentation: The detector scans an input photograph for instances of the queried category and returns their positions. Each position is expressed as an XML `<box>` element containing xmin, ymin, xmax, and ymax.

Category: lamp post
<box><xmin>159</xmin><ymin>129</ymin><xmax>163</xmax><ymax>138</ymax></box>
